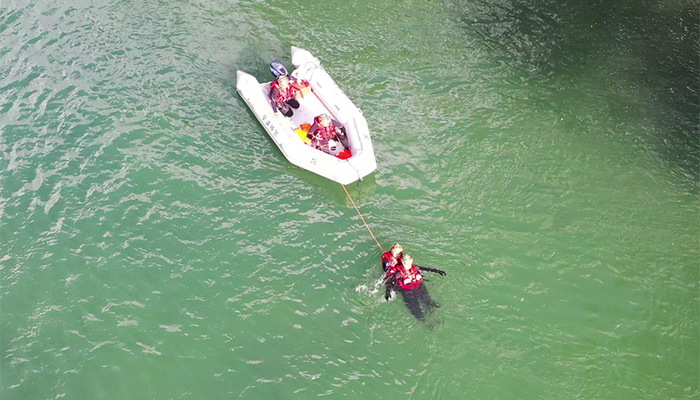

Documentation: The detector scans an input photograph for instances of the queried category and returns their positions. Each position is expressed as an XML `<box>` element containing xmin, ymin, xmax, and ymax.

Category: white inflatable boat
<box><xmin>236</xmin><ymin>47</ymin><xmax>377</xmax><ymax>185</ymax></box>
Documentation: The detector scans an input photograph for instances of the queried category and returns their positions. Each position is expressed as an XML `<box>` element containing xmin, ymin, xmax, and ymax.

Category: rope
<box><xmin>341</xmin><ymin>184</ymin><xmax>384</xmax><ymax>252</ymax></box>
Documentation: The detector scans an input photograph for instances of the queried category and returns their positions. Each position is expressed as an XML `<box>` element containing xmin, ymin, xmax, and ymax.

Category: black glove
<box><xmin>384</xmin><ymin>291</ymin><xmax>391</xmax><ymax>301</ymax></box>
<box><xmin>421</xmin><ymin>267</ymin><xmax>447</xmax><ymax>276</ymax></box>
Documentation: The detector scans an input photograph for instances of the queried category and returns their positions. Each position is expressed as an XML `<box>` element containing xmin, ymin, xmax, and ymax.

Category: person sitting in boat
<box><xmin>307</xmin><ymin>114</ymin><xmax>348</xmax><ymax>152</ymax></box>
<box><xmin>269</xmin><ymin>74</ymin><xmax>300</xmax><ymax>117</ymax></box>
<box><xmin>384</xmin><ymin>254</ymin><xmax>446</xmax><ymax>321</ymax></box>
<box><xmin>381</xmin><ymin>243</ymin><xmax>403</xmax><ymax>274</ymax></box>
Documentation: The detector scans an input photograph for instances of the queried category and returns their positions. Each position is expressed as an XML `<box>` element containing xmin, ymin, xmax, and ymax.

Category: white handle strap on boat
<box><xmin>341</xmin><ymin>184</ymin><xmax>384</xmax><ymax>252</ymax></box>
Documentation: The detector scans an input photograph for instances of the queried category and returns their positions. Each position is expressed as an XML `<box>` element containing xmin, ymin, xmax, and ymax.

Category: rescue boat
<box><xmin>236</xmin><ymin>47</ymin><xmax>377</xmax><ymax>185</ymax></box>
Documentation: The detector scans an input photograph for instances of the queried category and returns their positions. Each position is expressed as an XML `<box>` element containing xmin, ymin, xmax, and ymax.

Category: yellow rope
<box><xmin>341</xmin><ymin>184</ymin><xmax>384</xmax><ymax>252</ymax></box>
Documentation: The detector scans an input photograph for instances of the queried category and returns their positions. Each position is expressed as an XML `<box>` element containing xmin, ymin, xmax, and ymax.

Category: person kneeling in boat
<box><xmin>307</xmin><ymin>114</ymin><xmax>349</xmax><ymax>155</ymax></box>
<box><xmin>269</xmin><ymin>74</ymin><xmax>300</xmax><ymax>117</ymax></box>
<box><xmin>384</xmin><ymin>254</ymin><xmax>446</xmax><ymax>321</ymax></box>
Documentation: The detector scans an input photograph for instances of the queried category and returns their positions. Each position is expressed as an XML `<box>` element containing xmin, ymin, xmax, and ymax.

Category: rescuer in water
<box><xmin>384</xmin><ymin>254</ymin><xmax>446</xmax><ymax>321</ymax></box>
<box><xmin>381</xmin><ymin>243</ymin><xmax>403</xmax><ymax>273</ymax></box>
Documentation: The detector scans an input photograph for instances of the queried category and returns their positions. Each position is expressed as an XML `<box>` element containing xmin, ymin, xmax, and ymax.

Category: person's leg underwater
<box><xmin>416</xmin><ymin>283</ymin><xmax>440</xmax><ymax>312</ymax></box>
<box><xmin>399</xmin><ymin>287</ymin><xmax>425</xmax><ymax>321</ymax></box>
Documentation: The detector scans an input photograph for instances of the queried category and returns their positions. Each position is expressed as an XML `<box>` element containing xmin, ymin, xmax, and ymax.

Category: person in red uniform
<box><xmin>307</xmin><ymin>114</ymin><xmax>348</xmax><ymax>153</ymax></box>
<box><xmin>269</xmin><ymin>74</ymin><xmax>300</xmax><ymax>117</ymax></box>
<box><xmin>381</xmin><ymin>244</ymin><xmax>404</xmax><ymax>300</ymax></box>
<box><xmin>381</xmin><ymin>243</ymin><xmax>403</xmax><ymax>273</ymax></box>
<box><xmin>385</xmin><ymin>254</ymin><xmax>446</xmax><ymax>321</ymax></box>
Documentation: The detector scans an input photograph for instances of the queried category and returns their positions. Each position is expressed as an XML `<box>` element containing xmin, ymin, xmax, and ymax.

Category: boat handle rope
<box><xmin>341</xmin><ymin>184</ymin><xmax>384</xmax><ymax>252</ymax></box>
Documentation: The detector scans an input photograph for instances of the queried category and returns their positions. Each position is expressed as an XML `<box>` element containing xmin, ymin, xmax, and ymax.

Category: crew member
<box><xmin>269</xmin><ymin>74</ymin><xmax>300</xmax><ymax>117</ymax></box>
<box><xmin>382</xmin><ymin>244</ymin><xmax>404</xmax><ymax>299</ymax></box>
<box><xmin>384</xmin><ymin>254</ymin><xmax>446</xmax><ymax>321</ymax></box>
<box><xmin>307</xmin><ymin>114</ymin><xmax>347</xmax><ymax>153</ymax></box>
<box><xmin>381</xmin><ymin>243</ymin><xmax>403</xmax><ymax>273</ymax></box>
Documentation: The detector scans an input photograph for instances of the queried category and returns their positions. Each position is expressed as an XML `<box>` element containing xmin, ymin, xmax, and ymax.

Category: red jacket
<box><xmin>307</xmin><ymin>116</ymin><xmax>341</xmax><ymax>142</ymax></box>
<box><xmin>269</xmin><ymin>78</ymin><xmax>298</xmax><ymax>104</ymax></box>
<box><xmin>382</xmin><ymin>251</ymin><xmax>402</xmax><ymax>274</ymax></box>
<box><xmin>394</xmin><ymin>265</ymin><xmax>423</xmax><ymax>290</ymax></box>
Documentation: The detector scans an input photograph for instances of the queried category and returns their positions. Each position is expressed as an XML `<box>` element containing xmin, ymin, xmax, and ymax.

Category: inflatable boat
<box><xmin>236</xmin><ymin>47</ymin><xmax>377</xmax><ymax>185</ymax></box>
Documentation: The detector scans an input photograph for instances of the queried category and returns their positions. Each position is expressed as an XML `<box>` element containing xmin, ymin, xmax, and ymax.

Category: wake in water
<box><xmin>355</xmin><ymin>274</ymin><xmax>444</xmax><ymax>330</ymax></box>
<box><xmin>355</xmin><ymin>276</ymin><xmax>394</xmax><ymax>301</ymax></box>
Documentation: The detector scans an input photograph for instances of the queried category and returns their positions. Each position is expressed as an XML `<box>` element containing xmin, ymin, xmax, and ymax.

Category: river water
<box><xmin>1</xmin><ymin>1</ymin><xmax>698</xmax><ymax>399</ymax></box>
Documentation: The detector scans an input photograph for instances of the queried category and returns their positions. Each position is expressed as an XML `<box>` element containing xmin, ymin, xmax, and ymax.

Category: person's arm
<box><xmin>381</xmin><ymin>256</ymin><xmax>391</xmax><ymax>272</ymax></box>
<box><xmin>287</xmin><ymin>84</ymin><xmax>300</xmax><ymax>100</ymax></box>
<box><xmin>384</xmin><ymin>273</ymin><xmax>396</xmax><ymax>300</ymax></box>
<box><xmin>331</xmin><ymin>119</ymin><xmax>345</xmax><ymax>135</ymax></box>
<box><xmin>307</xmin><ymin>124</ymin><xmax>318</xmax><ymax>139</ymax></box>
<box><xmin>417</xmin><ymin>265</ymin><xmax>446</xmax><ymax>276</ymax></box>
<box><xmin>269</xmin><ymin>87</ymin><xmax>281</xmax><ymax>110</ymax></box>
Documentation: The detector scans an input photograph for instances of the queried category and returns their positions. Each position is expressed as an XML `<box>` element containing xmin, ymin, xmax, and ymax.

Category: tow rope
<box><xmin>341</xmin><ymin>184</ymin><xmax>384</xmax><ymax>252</ymax></box>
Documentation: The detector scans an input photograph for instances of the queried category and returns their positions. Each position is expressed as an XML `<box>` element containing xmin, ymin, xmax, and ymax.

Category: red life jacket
<box><xmin>395</xmin><ymin>265</ymin><xmax>423</xmax><ymax>290</ymax></box>
<box><xmin>382</xmin><ymin>251</ymin><xmax>401</xmax><ymax>274</ymax></box>
<box><xmin>311</xmin><ymin>117</ymin><xmax>339</xmax><ymax>141</ymax></box>
<box><xmin>270</xmin><ymin>78</ymin><xmax>295</xmax><ymax>103</ymax></box>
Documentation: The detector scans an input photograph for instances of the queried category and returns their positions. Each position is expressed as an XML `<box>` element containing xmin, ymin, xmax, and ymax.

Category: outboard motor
<box><xmin>270</xmin><ymin>60</ymin><xmax>288</xmax><ymax>77</ymax></box>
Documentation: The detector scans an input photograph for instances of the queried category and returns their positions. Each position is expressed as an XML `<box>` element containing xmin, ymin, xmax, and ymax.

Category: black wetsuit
<box><xmin>385</xmin><ymin>266</ymin><xmax>446</xmax><ymax>321</ymax></box>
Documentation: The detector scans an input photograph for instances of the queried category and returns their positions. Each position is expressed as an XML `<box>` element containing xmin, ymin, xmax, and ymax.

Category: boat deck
<box><xmin>260</xmin><ymin>82</ymin><xmax>331</xmax><ymax>133</ymax></box>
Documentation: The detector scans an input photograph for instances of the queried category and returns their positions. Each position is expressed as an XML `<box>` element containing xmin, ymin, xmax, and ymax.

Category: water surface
<box><xmin>1</xmin><ymin>0</ymin><xmax>698</xmax><ymax>399</ymax></box>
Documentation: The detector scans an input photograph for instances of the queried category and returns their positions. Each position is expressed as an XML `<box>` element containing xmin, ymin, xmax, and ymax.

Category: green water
<box><xmin>1</xmin><ymin>0</ymin><xmax>698</xmax><ymax>399</ymax></box>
